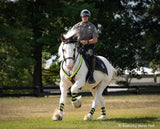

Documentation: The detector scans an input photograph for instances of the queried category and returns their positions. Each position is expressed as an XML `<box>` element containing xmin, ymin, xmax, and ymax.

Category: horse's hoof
<box><xmin>52</xmin><ymin>109</ymin><xmax>63</xmax><ymax>121</ymax></box>
<box><xmin>84</xmin><ymin>113</ymin><xmax>92</xmax><ymax>120</ymax></box>
<box><xmin>53</xmin><ymin>115</ymin><xmax>62</xmax><ymax>121</ymax></box>
<box><xmin>71</xmin><ymin>96</ymin><xmax>81</xmax><ymax>108</ymax></box>
<box><xmin>97</xmin><ymin>115</ymin><xmax>107</xmax><ymax>120</ymax></box>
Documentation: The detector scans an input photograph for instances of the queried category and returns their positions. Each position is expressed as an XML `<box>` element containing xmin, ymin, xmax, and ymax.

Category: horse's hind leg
<box><xmin>97</xmin><ymin>94</ymin><xmax>108</xmax><ymax>120</ymax></box>
<box><xmin>84</xmin><ymin>81</ymin><xmax>107</xmax><ymax>120</ymax></box>
<box><xmin>97</xmin><ymin>82</ymin><xmax>108</xmax><ymax>120</ymax></box>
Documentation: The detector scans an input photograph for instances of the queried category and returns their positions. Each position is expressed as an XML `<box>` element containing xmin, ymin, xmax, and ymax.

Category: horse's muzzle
<box><xmin>66</xmin><ymin>65</ymin><xmax>73</xmax><ymax>71</ymax></box>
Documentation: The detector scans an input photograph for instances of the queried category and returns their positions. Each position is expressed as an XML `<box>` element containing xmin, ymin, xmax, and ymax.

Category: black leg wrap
<box><xmin>101</xmin><ymin>107</ymin><xmax>106</xmax><ymax>115</ymax></box>
<box><xmin>59</xmin><ymin>103</ymin><xmax>64</xmax><ymax>112</ymax></box>
<box><xmin>71</xmin><ymin>93</ymin><xmax>77</xmax><ymax>101</ymax></box>
<box><xmin>89</xmin><ymin>108</ymin><xmax>95</xmax><ymax>115</ymax></box>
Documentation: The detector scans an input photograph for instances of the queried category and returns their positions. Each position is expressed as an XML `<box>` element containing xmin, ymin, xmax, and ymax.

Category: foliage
<box><xmin>0</xmin><ymin>1</ymin><xmax>34</xmax><ymax>86</ymax></box>
<box><xmin>128</xmin><ymin>0</ymin><xmax>160</xmax><ymax>70</ymax></box>
<box><xmin>42</xmin><ymin>58</ymin><xmax>60</xmax><ymax>85</ymax></box>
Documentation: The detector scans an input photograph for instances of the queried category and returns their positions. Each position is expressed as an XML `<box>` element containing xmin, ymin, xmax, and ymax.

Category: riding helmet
<box><xmin>80</xmin><ymin>9</ymin><xmax>91</xmax><ymax>17</ymax></box>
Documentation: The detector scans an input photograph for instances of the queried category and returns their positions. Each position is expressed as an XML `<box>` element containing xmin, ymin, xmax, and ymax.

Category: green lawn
<box><xmin>0</xmin><ymin>94</ymin><xmax>160</xmax><ymax>129</ymax></box>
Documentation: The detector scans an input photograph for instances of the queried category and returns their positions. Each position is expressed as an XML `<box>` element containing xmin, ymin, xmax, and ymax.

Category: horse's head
<box><xmin>59</xmin><ymin>33</ymin><xmax>78</xmax><ymax>71</ymax></box>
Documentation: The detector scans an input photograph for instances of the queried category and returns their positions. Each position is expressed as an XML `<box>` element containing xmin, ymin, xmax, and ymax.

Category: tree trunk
<box><xmin>33</xmin><ymin>46</ymin><xmax>42</xmax><ymax>87</ymax></box>
<box><xmin>31</xmin><ymin>0</ymin><xmax>43</xmax><ymax>96</ymax></box>
<box><xmin>33</xmin><ymin>45</ymin><xmax>42</xmax><ymax>96</ymax></box>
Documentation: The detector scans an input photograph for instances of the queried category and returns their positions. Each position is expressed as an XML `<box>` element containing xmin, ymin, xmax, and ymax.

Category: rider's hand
<box><xmin>80</xmin><ymin>40</ymin><xmax>88</xmax><ymax>45</ymax></box>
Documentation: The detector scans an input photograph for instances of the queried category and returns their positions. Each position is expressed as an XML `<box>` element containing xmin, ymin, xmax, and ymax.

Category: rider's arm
<box><xmin>80</xmin><ymin>38</ymin><xmax>98</xmax><ymax>45</ymax></box>
<box><xmin>88</xmin><ymin>37</ymin><xmax>98</xmax><ymax>44</ymax></box>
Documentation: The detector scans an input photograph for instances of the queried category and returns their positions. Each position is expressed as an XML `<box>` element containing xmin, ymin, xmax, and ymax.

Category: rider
<box><xmin>72</xmin><ymin>9</ymin><xmax>98</xmax><ymax>84</ymax></box>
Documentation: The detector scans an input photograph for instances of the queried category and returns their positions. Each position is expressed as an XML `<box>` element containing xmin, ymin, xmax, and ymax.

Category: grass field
<box><xmin>0</xmin><ymin>94</ymin><xmax>160</xmax><ymax>129</ymax></box>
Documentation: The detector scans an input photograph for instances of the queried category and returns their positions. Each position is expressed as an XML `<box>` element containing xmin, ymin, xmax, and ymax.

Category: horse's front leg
<box><xmin>70</xmin><ymin>78</ymin><xmax>85</xmax><ymax>108</ymax></box>
<box><xmin>52</xmin><ymin>81</ymin><xmax>69</xmax><ymax>121</ymax></box>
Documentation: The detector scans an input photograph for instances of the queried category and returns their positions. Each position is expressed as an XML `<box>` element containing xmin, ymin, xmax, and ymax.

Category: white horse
<box><xmin>52</xmin><ymin>29</ymin><xmax>121</xmax><ymax>121</ymax></box>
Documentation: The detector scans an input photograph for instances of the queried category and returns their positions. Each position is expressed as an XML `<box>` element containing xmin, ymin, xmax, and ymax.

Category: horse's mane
<box><xmin>58</xmin><ymin>29</ymin><xmax>78</xmax><ymax>62</ymax></box>
<box><xmin>58</xmin><ymin>43</ymin><xmax>63</xmax><ymax>62</ymax></box>
<box><xmin>64</xmin><ymin>28</ymin><xmax>78</xmax><ymax>39</ymax></box>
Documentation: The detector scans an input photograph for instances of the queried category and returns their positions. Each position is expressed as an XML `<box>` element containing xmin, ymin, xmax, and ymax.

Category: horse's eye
<box><xmin>62</xmin><ymin>49</ymin><xmax>65</xmax><ymax>52</ymax></box>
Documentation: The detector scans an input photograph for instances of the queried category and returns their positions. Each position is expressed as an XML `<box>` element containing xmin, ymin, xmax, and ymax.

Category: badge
<box><xmin>88</xmin><ymin>26</ymin><xmax>91</xmax><ymax>29</ymax></box>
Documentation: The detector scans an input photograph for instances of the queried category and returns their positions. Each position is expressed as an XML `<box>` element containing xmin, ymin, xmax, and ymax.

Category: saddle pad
<box><xmin>95</xmin><ymin>56</ymin><xmax>108</xmax><ymax>75</ymax></box>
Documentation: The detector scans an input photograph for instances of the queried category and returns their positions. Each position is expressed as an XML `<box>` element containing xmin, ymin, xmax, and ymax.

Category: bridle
<box><xmin>61</xmin><ymin>41</ymin><xmax>83</xmax><ymax>83</ymax></box>
<box><xmin>62</xmin><ymin>39</ymin><xmax>79</xmax><ymax>64</ymax></box>
<box><xmin>62</xmin><ymin>44</ymin><xmax>76</xmax><ymax>62</ymax></box>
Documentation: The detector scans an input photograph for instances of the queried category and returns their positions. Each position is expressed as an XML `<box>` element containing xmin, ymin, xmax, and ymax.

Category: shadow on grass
<box><xmin>37</xmin><ymin>117</ymin><xmax>159</xmax><ymax>129</ymax></box>
<box><xmin>90</xmin><ymin>117</ymin><xmax>159</xmax><ymax>124</ymax></box>
<box><xmin>109</xmin><ymin>117</ymin><xmax>159</xmax><ymax>123</ymax></box>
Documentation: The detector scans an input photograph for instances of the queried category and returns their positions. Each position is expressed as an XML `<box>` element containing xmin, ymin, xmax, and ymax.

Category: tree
<box><xmin>92</xmin><ymin>0</ymin><xmax>137</xmax><ymax>70</ymax></box>
<box><xmin>0</xmin><ymin>0</ymin><xmax>34</xmax><ymax>87</ymax></box>
<box><xmin>123</xmin><ymin>0</ymin><xmax>160</xmax><ymax>71</ymax></box>
<box><xmin>93</xmin><ymin>0</ymin><xmax>160</xmax><ymax>73</ymax></box>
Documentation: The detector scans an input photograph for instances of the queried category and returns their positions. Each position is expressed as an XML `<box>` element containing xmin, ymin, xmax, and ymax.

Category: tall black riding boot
<box><xmin>88</xmin><ymin>56</ymin><xmax>96</xmax><ymax>84</ymax></box>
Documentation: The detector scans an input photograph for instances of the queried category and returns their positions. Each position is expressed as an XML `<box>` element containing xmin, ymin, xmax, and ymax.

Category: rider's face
<box><xmin>81</xmin><ymin>16</ymin><xmax>89</xmax><ymax>23</ymax></box>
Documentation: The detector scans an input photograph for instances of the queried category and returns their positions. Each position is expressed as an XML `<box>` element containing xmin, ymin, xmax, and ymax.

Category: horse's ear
<box><xmin>61</xmin><ymin>34</ymin><xmax>66</xmax><ymax>42</ymax></box>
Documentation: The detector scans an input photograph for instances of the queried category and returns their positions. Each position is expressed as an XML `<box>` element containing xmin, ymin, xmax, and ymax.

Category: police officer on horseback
<box><xmin>72</xmin><ymin>9</ymin><xmax>99</xmax><ymax>84</ymax></box>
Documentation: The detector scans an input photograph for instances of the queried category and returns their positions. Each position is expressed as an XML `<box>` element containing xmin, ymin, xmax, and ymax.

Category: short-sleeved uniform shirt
<box><xmin>72</xmin><ymin>21</ymin><xmax>99</xmax><ymax>49</ymax></box>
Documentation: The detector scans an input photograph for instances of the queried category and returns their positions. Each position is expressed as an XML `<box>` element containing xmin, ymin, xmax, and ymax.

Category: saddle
<box><xmin>81</xmin><ymin>53</ymin><xmax>108</xmax><ymax>79</ymax></box>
